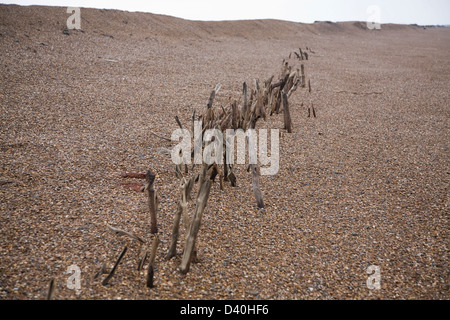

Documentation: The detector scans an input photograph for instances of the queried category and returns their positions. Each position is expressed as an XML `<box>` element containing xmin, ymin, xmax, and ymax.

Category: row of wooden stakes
<box><xmin>46</xmin><ymin>48</ymin><xmax>314</xmax><ymax>298</ymax></box>
<box><xmin>168</xmin><ymin>49</ymin><xmax>313</xmax><ymax>274</ymax></box>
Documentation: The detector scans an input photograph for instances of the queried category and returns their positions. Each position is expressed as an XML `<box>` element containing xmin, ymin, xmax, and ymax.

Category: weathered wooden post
<box><xmin>145</xmin><ymin>170</ymin><xmax>158</xmax><ymax>234</ymax></box>
<box><xmin>282</xmin><ymin>92</ymin><xmax>292</xmax><ymax>133</ymax></box>
<box><xmin>301</xmin><ymin>64</ymin><xmax>306</xmax><ymax>88</ymax></box>
<box><xmin>147</xmin><ymin>235</ymin><xmax>160</xmax><ymax>288</ymax></box>
<box><xmin>179</xmin><ymin>169</ymin><xmax>214</xmax><ymax>274</ymax></box>
<box><xmin>102</xmin><ymin>246</ymin><xmax>127</xmax><ymax>286</ymax></box>
<box><xmin>167</xmin><ymin>176</ymin><xmax>195</xmax><ymax>260</ymax></box>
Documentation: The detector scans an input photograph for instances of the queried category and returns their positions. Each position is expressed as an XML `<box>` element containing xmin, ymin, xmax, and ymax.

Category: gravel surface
<box><xmin>0</xmin><ymin>5</ymin><xmax>448</xmax><ymax>300</ymax></box>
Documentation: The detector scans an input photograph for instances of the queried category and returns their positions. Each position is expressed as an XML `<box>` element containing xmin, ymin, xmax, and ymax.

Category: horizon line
<box><xmin>1</xmin><ymin>3</ymin><xmax>449</xmax><ymax>27</ymax></box>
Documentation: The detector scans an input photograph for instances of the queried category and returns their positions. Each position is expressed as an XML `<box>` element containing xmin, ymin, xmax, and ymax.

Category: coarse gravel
<box><xmin>0</xmin><ymin>5</ymin><xmax>448</xmax><ymax>300</ymax></box>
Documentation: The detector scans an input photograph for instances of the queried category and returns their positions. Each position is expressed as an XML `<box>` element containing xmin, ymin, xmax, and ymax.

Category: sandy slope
<box><xmin>0</xmin><ymin>4</ymin><xmax>449</xmax><ymax>300</ymax></box>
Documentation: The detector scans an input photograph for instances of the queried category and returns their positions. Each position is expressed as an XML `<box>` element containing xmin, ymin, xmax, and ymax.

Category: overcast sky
<box><xmin>2</xmin><ymin>0</ymin><xmax>450</xmax><ymax>25</ymax></box>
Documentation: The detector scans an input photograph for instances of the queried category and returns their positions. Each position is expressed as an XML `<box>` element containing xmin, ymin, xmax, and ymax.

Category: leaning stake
<box><xmin>102</xmin><ymin>246</ymin><xmax>127</xmax><ymax>286</ymax></box>
<box><xmin>180</xmin><ymin>175</ymin><xmax>213</xmax><ymax>274</ymax></box>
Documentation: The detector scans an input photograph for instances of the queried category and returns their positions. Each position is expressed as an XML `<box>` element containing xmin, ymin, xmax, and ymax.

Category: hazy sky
<box><xmin>1</xmin><ymin>0</ymin><xmax>450</xmax><ymax>25</ymax></box>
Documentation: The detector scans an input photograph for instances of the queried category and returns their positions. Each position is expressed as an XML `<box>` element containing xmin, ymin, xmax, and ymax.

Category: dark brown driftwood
<box><xmin>146</xmin><ymin>170</ymin><xmax>158</xmax><ymax>234</ymax></box>
<box><xmin>47</xmin><ymin>279</ymin><xmax>55</xmax><ymax>300</ymax></box>
<box><xmin>175</xmin><ymin>115</ymin><xmax>183</xmax><ymax>129</ymax></box>
<box><xmin>231</xmin><ymin>100</ymin><xmax>238</xmax><ymax>130</ymax></box>
<box><xmin>102</xmin><ymin>246</ymin><xmax>127</xmax><ymax>286</ymax></box>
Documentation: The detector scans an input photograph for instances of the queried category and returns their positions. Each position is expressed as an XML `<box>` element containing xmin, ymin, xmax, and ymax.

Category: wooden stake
<box><xmin>250</xmin><ymin>164</ymin><xmax>265</xmax><ymax>209</ymax></box>
<box><xmin>287</xmin><ymin>76</ymin><xmax>301</xmax><ymax>99</ymax></box>
<box><xmin>47</xmin><ymin>279</ymin><xmax>55</xmax><ymax>300</ymax></box>
<box><xmin>282</xmin><ymin>92</ymin><xmax>292</xmax><ymax>133</ymax></box>
<box><xmin>167</xmin><ymin>177</ymin><xmax>194</xmax><ymax>260</ymax></box>
<box><xmin>271</xmin><ymin>73</ymin><xmax>289</xmax><ymax>91</ymax></box>
<box><xmin>301</xmin><ymin>64</ymin><xmax>306</xmax><ymax>88</ymax></box>
<box><xmin>102</xmin><ymin>246</ymin><xmax>127</xmax><ymax>286</ymax></box>
<box><xmin>147</xmin><ymin>235</ymin><xmax>160</xmax><ymax>288</ymax></box>
<box><xmin>228</xmin><ymin>170</ymin><xmax>237</xmax><ymax>187</ymax></box>
<box><xmin>180</xmin><ymin>176</ymin><xmax>213</xmax><ymax>274</ymax></box>
<box><xmin>207</xmin><ymin>90</ymin><xmax>216</xmax><ymax>109</ymax></box>
<box><xmin>137</xmin><ymin>251</ymin><xmax>148</xmax><ymax>271</ymax></box>
<box><xmin>274</xmin><ymin>90</ymin><xmax>282</xmax><ymax>114</ymax></box>
<box><xmin>146</xmin><ymin>170</ymin><xmax>158</xmax><ymax>234</ymax></box>
<box><xmin>247</xmin><ymin>116</ymin><xmax>265</xmax><ymax>209</ymax></box>
<box><xmin>207</xmin><ymin>84</ymin><xmax>221</xmax><ymax>109</ymax></box>
<box><xmin>149</xmin><ymin>235</ymin><xmax>160</xmax><ymax>266</ymax></box>
<box><xmin>146</xmin><ymin>266</ymin><xmax>154</xmax><ymax>289</ymax></box>
<box><xmin>175</xmin><ymin>115</ymin><xmax>183</xmax><ymax>129</ymax></box>
<box><xmin>242</xmin><ymin>82</ymin><xmax>249</xmax><ymax>127</ymax></box>
<box><xmin>231</xmin><ymin>100</ymin><xmax>238</xmax><ymax>130</ymax></box>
